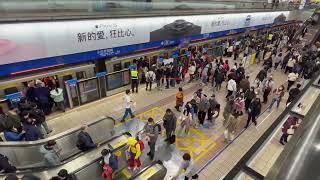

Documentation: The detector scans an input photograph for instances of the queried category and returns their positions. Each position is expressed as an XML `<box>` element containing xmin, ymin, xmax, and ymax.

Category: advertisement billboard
<box><xmin>0</xmin><ymin>11</ymin><xmax>290</xmax><ymax>66</ymax></box>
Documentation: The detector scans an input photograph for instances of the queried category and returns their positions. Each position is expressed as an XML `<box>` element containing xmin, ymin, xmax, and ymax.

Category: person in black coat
<box><xmin>50</xmin><ymin>169</ymin><xmax>76</xmax><ymax>180</ymax></box>
<box><xmin>77</xmin><ymin>125</ymin><xmax>97</xmax><ymax>151</ymax></box>
<box><xmin>286</xmin><ymin>84</ymin><xmax>301</xmax><ymax>105</ymax></box>
<box><xmin>29</xmin><ymin>103</ymin><xmax>52</xmax><ymax>135</ymax></box>
<box><xmin>245</xmin><ymin>97</ymin><xmax>261</xmax><ymax>128</ymax></box>
<box><xmin>0</xmin><ymin>154</ymin><xmax>16</xmax><ymax>173</ymax></box>
<box><xmin>34</xmin><ymin>83</ymin><xmax>51</xmax><ymax>115</ymax></box>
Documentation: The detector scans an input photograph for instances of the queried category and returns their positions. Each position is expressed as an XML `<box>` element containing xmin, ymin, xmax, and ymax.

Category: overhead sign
<box><xmin>66</xmin><ymin>79</ymin><xmax>78</xmax><ymax>87</ymax></box>
<box><xmin>0</xmin><ymin>11</ymin><xmax>290</xmax><ymax>67</ymax></box>
<box><xmin>5</xmin><ymin>92</ymin><xmax>21</xmax><ymax>102</ymax></box>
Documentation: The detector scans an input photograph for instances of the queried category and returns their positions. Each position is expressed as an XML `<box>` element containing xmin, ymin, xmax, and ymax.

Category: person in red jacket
<box><xmin>280</xmin><ymin>116</ymin><xmax>299</xmax><ymax>145</ymax></box>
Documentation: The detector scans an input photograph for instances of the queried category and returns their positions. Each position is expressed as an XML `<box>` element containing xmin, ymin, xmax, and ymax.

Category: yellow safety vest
<box><xmin>130</xmin><ymin>70</ymin><xmax>138</xmax><ymax>79</ymax></box>
<box><xmin>268</xmin><ymin>34</ymin><xmax>273</xmax><ymax>41</ymax></box>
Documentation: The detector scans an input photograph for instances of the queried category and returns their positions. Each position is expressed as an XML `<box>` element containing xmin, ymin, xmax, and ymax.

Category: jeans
<box><xmin>38</xmin><ymin>122</ymin><xmax>51</xmax><ymax>134</ymax></box>
<box><xmin>146</xmin><ymin>81</ymin><xmax>152</xmax><ymax>91</ymax></box>
<box><xmin>148</xmin><ymin>141</ymin><xmax>156</xmax><ymax>159</ymax></box>
<box><xmin>280</xmin><ymin>133</ymin><xmax>288</xmax><ymax>143</ymax></box>
<box><xmin>215</xmin><ymin>83</ymin><xmax>222</xmax><ymax>91</ymax></box>
<box><xmin>263</xmin><ymin>89</ymin><xmax>271</xmax><ymax>103</ymax></box>
<box><xmin>156</xmin><ymin>79</ymin><xmax>161</xmax><ymax>89</ymax></box>
<box><xmin>268</xmin><ymin>97</ymin><xmax>281</xmax><ymax>111</ymax></box>
<box><xmin>198</xmin><ymin>111</ymin><xmax>206</xmax><ymax>125</ymax></box>
<box><xmin>131</xmin><ymin>79</ymin><xmax>139</xmax><ymax>92</ymax></box>
<box><xmin>122</xmin><ymin>108</ymin><xmax>134</xmax><ymax>121</ymax></box>
<box><xmin>56</xmin><ymin>101</ymin><xmax>65</xmax><ymax>112</ymax></box>
<box><xmin>245</xmin><ymin>114</ymin><xmax>257</xmax><ymax>128</ymax></box>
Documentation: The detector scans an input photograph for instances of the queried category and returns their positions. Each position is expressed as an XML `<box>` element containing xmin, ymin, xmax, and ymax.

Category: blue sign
<box><xmin>66</xmin><ymin>79</ymin><xmax>78</xmax><ymax>87</ymax></box>
<box><xmin>5</xmin><ymin>92</ymin><xmax>22</xmax><ymax>102</ymax></box>
<box><xmin>172</xmin><ymin>54</ymin><xmax>179</xmax><ymax>59</ymax></box>
<box><xmin>157</xmin><ymin>57</ymin><xmax>164</xmax><ymax>63</ymax></box>
<box><xmin>96</xmin><ymin>71</ymin><xmax>107</xmax><ymax>77</ymax></box>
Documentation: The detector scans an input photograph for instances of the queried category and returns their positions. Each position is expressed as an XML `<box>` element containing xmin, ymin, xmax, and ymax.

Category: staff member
<box><xmin>130</xmin><ymin>68</ymin><xmax>139</xmax><ymax>93</ymax></box>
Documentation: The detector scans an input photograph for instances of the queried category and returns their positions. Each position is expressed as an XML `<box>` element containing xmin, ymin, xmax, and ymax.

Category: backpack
<box><xmin>101</xmin><ymin>164</ymin><xmax>113</xmax><ymax>180</ymax></box>
<box><xmin>154</xmin><ymin>124</ymin><xmax>162</xmax><ymax>134</ymax></box>
<box><xmin>135</xmin><ymin>140</ymin><xmax>144</xmax><ymax>152</ymax></box>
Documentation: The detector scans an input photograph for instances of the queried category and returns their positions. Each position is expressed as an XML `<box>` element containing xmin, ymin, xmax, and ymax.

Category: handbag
<box><xmin>169</xmin><ymin>134</ymin><xmax>176</xmax><ymax>144</ymax></box>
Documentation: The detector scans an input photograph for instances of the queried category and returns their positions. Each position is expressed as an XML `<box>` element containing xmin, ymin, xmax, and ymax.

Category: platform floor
<box><xmin>42</xmin><ymin>52</ymin><xmax>304</xmax><ymax>180</ymax></box>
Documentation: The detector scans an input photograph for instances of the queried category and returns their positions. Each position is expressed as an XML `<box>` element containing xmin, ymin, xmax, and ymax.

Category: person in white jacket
<box><xmin>50</xmin><ymin>86</ymin><xmax>65</xmax><ymax>112</ymax></box>
<box><xmin>145</xmin><ymin>69</ymin><xmax>156</xmax><ymax>91</ymax></box>
<box><xmin>188</xmin><ymin>63</ymin><xmax>196</xmax><ymax>82</ymax></box>
<box><xmin>173</xmin><ymin>153</ymin><xmax>198</xmax><ymax>180</ymax></box>
<box><xmin>226</xmin><ymin>78</ymin><xmax>237</xmax><ymax>98</ymax></box>
<box><xmin>287</xmin><ymin>71</ymin><xmax>299</xmax><ymax>91</ymax></box>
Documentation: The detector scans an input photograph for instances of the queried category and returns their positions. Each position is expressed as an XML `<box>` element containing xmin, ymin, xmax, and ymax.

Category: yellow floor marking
<box><xmin>121</xmin><ymin>168</ymin><xmax>131</xmax><ymax>179</ymax></box>
<box><xmin>194</xmin><ymin>142</ymin><xmax>217</xmax><ymax>162</ymax></box>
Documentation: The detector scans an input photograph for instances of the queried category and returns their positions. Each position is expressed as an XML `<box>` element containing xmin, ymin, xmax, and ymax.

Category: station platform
<box><xmin>40</xmin><ymin>56</ymin><xmax>298</xmax><ymax>179</ymax></box>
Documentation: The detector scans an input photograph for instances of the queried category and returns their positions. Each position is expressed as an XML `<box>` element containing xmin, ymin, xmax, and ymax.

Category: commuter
<box><xmin>255</xmin><ymin>68</ymin><xmax>267</xmax><ymax>88</ymax></box>
<box><xmin>239</xmin><ymin>76</ymin><xmax>250</xmax><ymax>93</ymax></box>
<box><xmin>26</xmin><ymin>81</ymin><xmax>37</xmax><ymax>103</ymax></box>
<box><xmin>50</xmin><ymin>85</ymin><xmax>65</xmax><ymax>112</ymax></box>
<box><xmin>163</xmin><ymin>109</ymin><xmax>177</xmax><ymax>143</ymax></box>
<box><xmin>197</xmin><ymin>94</ymin><xmax>209</xmax><ymax>127</ymax></box>
<box><xmin>280</xmin><ymin>116</ymin><xmax>299</xmax><ymax>145</ymax></box>
<box><xmin>50</xmin><ymin>169</ymin><xmax>76</xmax><ymax>180</ymax></box>
<box><xmin>4</xmin><ymin>124</ymin><xmax>25</xmax><ymax>141</ymax></box>
<box><xmin>121</xmin><ymin>90</ymin><xmax>135</xmax><ymax>123</ymax></box>
<box><xmin>0</xmin><ymin>154</ymin><xmax>17</xmax><ymax>173</ymax></box>
<box><xmin>235</xmin><ymin>63</ymin><xmax>245</xmax><ymax>84</ymax></box>
<box><xmin>188</xmin><ymin>63</ymin><xmax>196</xmax><ymax>82</ymax></box>
<box><xmin>155</xmin><ymin>67</ymin><xmax>163</xmax><ymax>90</ymax></box>
<box><xmin>171</xmin><ymin>66</ymin><xmax>179</xmax><ymax>87</ymax></box>
<box><xmin>145</xmin><ymin>68</ymin><xmax>156</xmax><ymax>91</ymax></box>
<box><xmin>179</xmin><ymin>108</ymin><xmax>196</xmax><ymax>136</ymax></box>
<box><xmin>101</xmin><ymin>149</ymin><xmax>118</xmax><ymax>180</ymax></box>
<box><xmin>214</xmin><ymin>67</ymin><xmax>224</xmax><ymax>91</ymax></box>
<box><xmin>274</xmin><ymin>53</ymin><xmax>283</xmax><ymax>70</ymax></box>
<box><xmin>175</xmin><ymin>87</ymin><xmax>184</xmax><ymax>112</ymax></box>
<box><xmin>245</xmin><ymin>97</ymin><xmax>261</xmax><ymax>128</ymax></box>
<box><xmin>143</xmin><ymin>118</ymin><xmax>159</xmax><ymax>160</ymax></box>
<box><xmin>268</xmin><ymin>85</ymin><xmax>285</xmax><ymax>112</ymax></box>
<box><xmin>127</xmin><ymin>137</ymin><xmax>143</xmax><ymax>171</ymax></box>
<box><xmin>234</xmin><ymin>94</ymin><xmax>245</xmax><ymax>117</ymax></box>
<box><xmin>6</xmin><ymin>107</ymin><xmax>22</xmax><ymax>133</ymax></box>
<box><xmin>244</xmin><ymin>87</ymin><xmax>256</xmax><ymax>111</ymax></box>
<box><xmin>207</xmin><ymin>94</ymin><xmax>218</xmax><ymax>124</ymax></box>
<box><xmin>262</xmin><ymin>76</ymin><xmax>275</xmax><ymax>104</ymax></box>
<box><xmin>226</xmin><ymin>77</ymin><xmax>237</xmax><ymax>98</ymax></box>
<box><xmin>34</xmin><ymin>81</ymin><xmax>51</xmax><ymax>115</ymax></box>
<box><xmin>21</xmin><ymin>111</ymin><xmax>44</xmax><ymax>141</ymax></box>
<box><xmin>17</xmin><ymin>97</ymin><xmax>32</xmax><ymax>113</ymax></box>
<box><xmin>76</xmin><ymin>125</ymin><xmax>98</xmax><ymax>151</ymax></box>
<box><xmin>287</xmin><ymin>71</ymin><xmax>299</xmax><ymax>91</ymax></box>
<box><xmin>173</xmin><ymin>153</ymin><xmax>198</xmax><ymax>180</ymax></box>
<box><xmin>286</xmin><ymin>84</ymin><xmax>301</xmax><ymax>106</ymax></box>
<box><xmin>285</xmin><ymin>57</ymin><xmax>296</xmax><ymax>74</ymax></box>
<box><xmin>130</xmin><ymin>68</ymin><xmax>139</xmax><ymax>93</ymax></box>
<box><xmin>40</xmin><ymin>140</ymin><xmax>61</xmax><ymax>166</ymax></box>
<box><xmin>29</xmin><ymin>103</ymin><xmax>52</xmax><ymax>135</ymax></box>
<box><xmin>223</xmin><ymin>60</ymin><xmax>230</xmax><ymax>73</ymax></box>
<box><xmin>164</xmin><ymin>66</ymin><xmax>171</xmax><ymax>89</ymax></box>
<box><xmin>223</xmin><ymin>114</ymin><xmax>237</xmax><ymax>142</ymax></box>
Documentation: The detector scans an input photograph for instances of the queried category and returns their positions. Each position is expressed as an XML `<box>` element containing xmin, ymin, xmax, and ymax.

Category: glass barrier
<box><xmin>78</xmin><ymin>78</ymin><xmax>99</xmax><ymax>104</ymax></box>
<box><xmin>106</xmin><ymin>70</ymin><xmax>130</xmax><ymax>91</ymax></box>
<box><xmin>0</xmin><ymin>0</ymin><xmax>311</xmax><ymax>19</ymax></box>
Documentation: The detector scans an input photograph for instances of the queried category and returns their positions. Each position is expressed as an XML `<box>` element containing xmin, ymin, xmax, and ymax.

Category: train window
<box><xmin>123</xmin><ymin>61</ymin><xmax>131</xmax><ymax>69</ymax></box>
<box><xmin>113</xmin><ymin>63</ymin><xmax>122</xmax><ymax>72</ymax></box>
<box><xmin>76</xmin><ymin>71</ymin><xmax>87</xmax><ymax>80</ymax></box>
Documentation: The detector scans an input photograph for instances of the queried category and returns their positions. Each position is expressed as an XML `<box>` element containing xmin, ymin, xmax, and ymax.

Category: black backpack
<box><xmin>76</xmin><ymin>138</ymin><xmax>87</xmax><ymax>151</ymax></box>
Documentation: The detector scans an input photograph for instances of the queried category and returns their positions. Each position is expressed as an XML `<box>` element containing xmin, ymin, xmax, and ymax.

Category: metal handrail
<box><xmin>0</xmin><ymin>116</ymin><xmax>115</xmax><ymax>146</ymax></box>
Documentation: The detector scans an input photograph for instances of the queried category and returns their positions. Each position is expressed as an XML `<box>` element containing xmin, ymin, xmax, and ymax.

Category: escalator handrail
<box><xmin>0</xmin><ymin>116</ymin><xmax>116</xmax><ymax>147</ymax></box>
<box><xmin>0</xmin><ymin>132</ymin><xmax>131</xmax><ymax>176</ymax></box>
